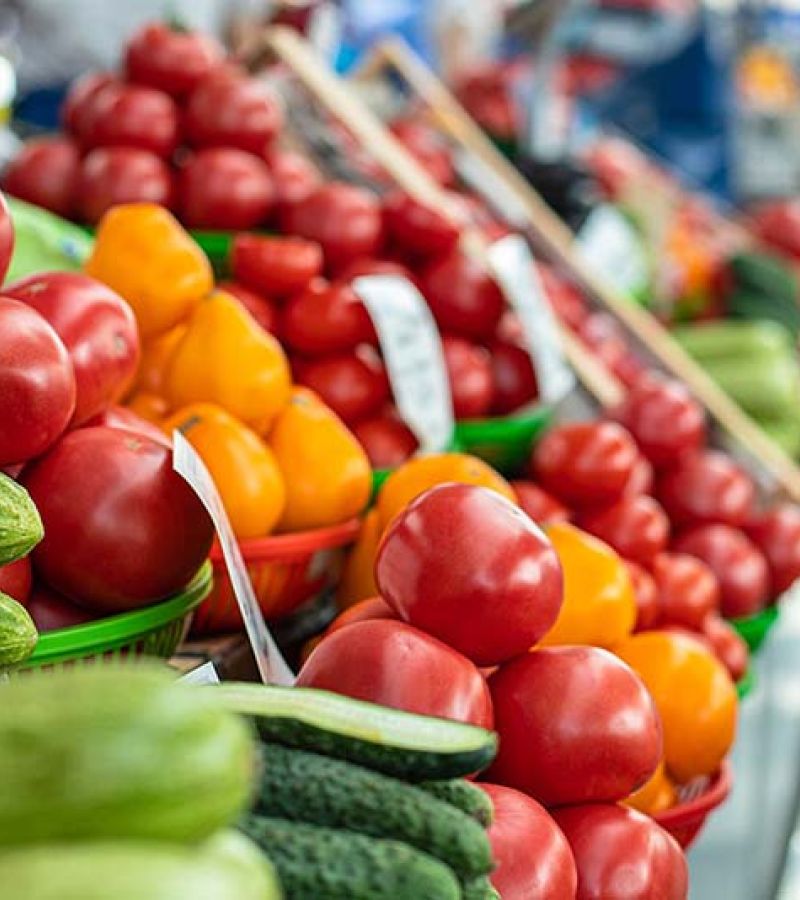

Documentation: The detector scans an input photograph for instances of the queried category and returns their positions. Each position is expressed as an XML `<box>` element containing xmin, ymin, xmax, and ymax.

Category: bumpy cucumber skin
<box><xmin>255</xmin><ymin>743</ymin><xmax>492</xmax><ymax>879</ymax></box>
<box><xmin>0</xmin><ymin>666</ymin><xmax>256</xmax><ymax>846</ymax></box>
<box><xmin>0</xmin><ymin>592</ymin><xmax>37</xmax><ymax>667</ymax></box>
<box><xmin>241</xmin><ymin>815</ymin><xmax>460</xmax><ymax>900</ymax></box>
<box><xmin>418</xmin><ymin>779</ymin><xmax>494</xmax><ymax>827</ymax></box>
<box><xmin>0</xmin><ymin>473</ymin><xmax>43</xmax><ymax>566</ymax></box>
<box><xmin>462</xmin><ymin>876</ymin><xmax>500</xmax><ymax>900</ymax></box>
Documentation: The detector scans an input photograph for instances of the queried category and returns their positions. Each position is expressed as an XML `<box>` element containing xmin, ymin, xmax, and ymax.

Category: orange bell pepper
<box><xmin>126</xmin><ymin>391</ymin><xmax>170</xmax><ymax>425</ymax></box>
<box><xmin>163</xmin><ymin>402</ymin><xmax>286</xmax><ymax>540</ymax></box>
<box><xmin>135</xmin><ymin>324</ymin><xmax>187</xmax><ymax>396</ymax></box>
<box><xmin>269</xmin><ymin>387</ymin><xmax>371</xmax><ymax>532</ymax></box>
<box><xmin>623</xmin><ymin>761</ymin><xmax>676</xmax><ymax>815</ymax></box>
<box><xmin>85</xmin><ymin>203</ymin><xmax>213</xmax><ymax>339</ymax></box>
<box><xmin>337</xmin><ymin>508</ymin><xmax>382</xmax><ymax>608</ymax></box>
<box><xmin>165</xmin><ymin>291</ymin><xmax>291</xmax><ymax>431</ymax></box>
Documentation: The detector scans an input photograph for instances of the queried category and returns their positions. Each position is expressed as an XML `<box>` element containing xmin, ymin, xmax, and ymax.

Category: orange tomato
<box><xmin>269</xmin><ymin>387</ymin><xmax>371</xmax><ymax>532</ymax></box>
<box><xmin>624</xmin><ymin>761</ymin><xmax>677</xmax><ymax>815</ymax></box>
<box><xmin>376</xmin><ymin>452</ymin><xmax>515</xmax><ymax>531</ymax></box>
<box><xmin>327</xmin><ymin>596</ymin><xmax>397</xmax><ymax>635</ymax></box>
<box><xmin>136</xmin><ymin>324</ymin><xmax>186</xmax><ymax>396</ymax></box>
<box><xmin>337</xmin><ymin>508</ymin><xmax>382</xmax><ymax>608</ymax></box>
<box><xmin>540</xmin><ymin>522</ymin><xmax>636</xmax><ymax>649</ymax></box>
<box><xmin>126</xmin><ymin>391</ymin><xmax>169</xmax><ymax>424</ymax></box>
<box><xmin>615</xmin><ymin>631</ymin><xmax>737</xmax><ymax>783</ymax></box>
<box><xmin>163</xmin><ymin>402</ymin><xmax>285</xmax><ymax>539</ymax></box>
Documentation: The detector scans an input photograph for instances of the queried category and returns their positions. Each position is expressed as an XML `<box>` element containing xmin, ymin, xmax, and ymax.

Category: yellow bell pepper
<box><xmin>337</xmin><ymin>508</ymin><xmax>382</xmax><ymax>608</ymax></box>
<box><xmin>165</xmin><ymin>291</ymin><xmax>291</xmax><ymax>431</ymax></box>
<box><xmin>85</xmin><ymin>204</ymin><xmax>213</xmax><ymax>339</ymax></box>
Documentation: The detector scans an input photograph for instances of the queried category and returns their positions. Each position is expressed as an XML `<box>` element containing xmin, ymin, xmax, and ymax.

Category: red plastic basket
<box><xmin>193</xmin><ymin>518</ymin><xmax>361</xmax><ymax>635</ymax></box>
<box><xmin>653</xmin><ymin>761</ymin><xmax>732</xmax><ymax>849</ymax></box>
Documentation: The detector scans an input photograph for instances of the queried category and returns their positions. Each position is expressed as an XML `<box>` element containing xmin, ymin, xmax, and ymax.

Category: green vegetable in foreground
<box><xmin>0</xmin><ymin>472</ymin><xmax>43</xmax><ymax>566</ymax></box>
<box><xmin>0</xmin><ymin>591</ymin><xmax>37</xmax><ymax>668</ymax></box>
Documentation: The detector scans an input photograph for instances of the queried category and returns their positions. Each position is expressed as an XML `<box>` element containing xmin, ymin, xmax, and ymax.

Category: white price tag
<box><xmin>172</xmin><ymin>432</ymin><xmax>294</xmax><ymax>687</ymax></box>
<box><xmin>576</xmin><ymin>204</ymin><xmax>649</xmax><ymax>298</ymax></box>
<box><xmin>353</xmin><ymin>275</ymin><xmax>455</xmax><ymax>454</ymax></box>
<box><xmin>180</xmin><ymin>662</ymin><xmax>221</xmax><ymax>686</ymax></box>
<box><xmin>488</xmin><ymin>235</ymin><xmax>575</xmax><ymax>405</ymax></box>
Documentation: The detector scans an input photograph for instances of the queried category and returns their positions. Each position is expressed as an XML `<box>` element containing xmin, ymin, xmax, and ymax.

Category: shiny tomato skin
<box><xmin>672</xmin><ymin>524</ymin><xmax>770</xmax><ymax>618</ymax></box>
<box><xmin>552</xmin><ymin>804</ymin><xmax>688</xmax><ymax>900</ymax></box>
<box><xmin>418</xmin><ymin>249</ymin><xmax>504</xmax><ymax>340</ymax></box>
<box><xmin>487</xmin><ymin>646</ymin><xmax>662</xmax><ymax>806</ymax></box>
<box><xmin>652</xmin><ymin>551</ymin><xmax>720</xmax><ymax>631</ymax></box>
<box><xmin>85</xmin><ymin>406</ymin><xmax>170</xmax><ymax>446</ymax></box>
<box><xmin>281</xmin><ymin>183</ymin><xmax>384</xmax><ymax>272</ymax></box>
<box><xmin>744</xmin><ymin>503</ymin><xmax>800</xmax><ymax>594</ymax></box>
<box><xmin>296</xmin><ymin>619</ymin><xmax>494</xmax><ymax>728</ymax></box>
<box><xmin>265</xmin><ymin>148</ymin><xmax>321</xmax><ymax>213</ymax></box>
<box><xmin>578</xmin><ymin>495</ymin><xmax>669</xmax><ymax>566</ymax></box>
<box><xmin>179</xmin><ymin>149</ymin><xmax>273</xmax><ymax>230</ymax></box>
<box><xmin>76</xmin><ymin>148</ymin><xmax>174</xmax><ymax>224</ymax></box>
<box><xmin>2</xmin><ymin>137</ymin><xmax>80</xmax><ymax>218</ymax></box>
<box><xmin>217</xmin><ymin>281</ymin><xmax>279</xmax><ymax>336</ymax></box>
<box><xmin>622</xmin><ymin>454</ymin><xmax>654</xmax><ymax>498</ymax></box>
<box><xmin>231</xmin><ymin>234</ymin><xmax>323</xmax><ymax>299</ymax></box>
<box><xmin>613</xmin><ymin>374</ymin><xmax>706</xmax><ymax>468</ymax></box>
<box><xmin>0</xmin><ymin>298</ymin><xmax>76</xmax><ymax>466</ymax></box>
<box><xmin>0</xmin><ymin>557</ymin><xmax>33</xmax><ymax>605</ymax></box>
<box><xmin>22</xmin><ymin>427</ymin><xmax>214</xmax><ymax>612</ymax></box>
<box><xmin>325</xmin><ymin>596</ymin><xmax>398</xmax><ymax>636</ymax></box>
<box><xmin>375</xmin><ymin>483</ymin><xmax>563</xmax><ymax>666</ymax></box>
<box><xmin>382</xmin><ymin>191</ymin><xmax>460</xmax><ymax>260</ymax></box>
<box><xmin>390</xmin><ymin>119</ymin><xmax>454</xmax><ymax>187</ymax></box>
<box><xmin>124</xmin><ymin>22</ymin><xmax>225</xmax><ymax>98</ymax></box>
<box><xmin>532</xmin><ymin>421</ymin><xmax>640</xmax><ymax>509</ymax></box>
<box><xmin>295</xmin><ymin>348</ymin><xmax>390</xmax><ymax>425</ymax></box>
<box><xmin>352</xmin><ymin>413</ymin><xmax>418</xmax><ymax>468</ymax></box>
<box><xmin>4</xmin><ymin>272</ymin><xmax>140</xmax><ymax>426</ymax></box>
<box><xmin>703</xmin><ymin>613</ymin><xmax>749</xmax><ymax>681</ymax></box>
<box><xmin>185</xmin><ymin>75</ymin><xmax>282</xmax><ymax>155</ymax></box>
<box><xmin>626</xmin><ymin>560</ymin><xmax>662</xmax><ymax>631</ymax></box>
<box><xmin>512</xmin><ymin>480</ymin><xmax>570</xmax><ymax>525</ymax></box>
<box><xmin>478</xmin><ymin>783</ymin><xmax>577</xmax><ymax>900</ymax></box>
<box><xmin>0</xmin><ymin>191</ymin><xmax>12</xmax><ymax>285</ymax></box>
<box><xmin>62</xmin><ymin>71</ymin><xmax>116</xmax><ymax>135</ymax></box>
<box><xmin>336</xmin><ymin>258</ymin><xmax>412</xmax><ymax>283</ymax></box>
<box><xmin>281</xmin><ymin>280</ymin><xmax>376</xmax><ymax>355</ymax></box>
<box><xmin>26</xmin><ymin>583</ymin><xmax>94</xmax><ymax>631</ymax></box>
<box><xmin>489</xmin><ymin>340</ymin><xmax>538</xmax><ymax>415</ymax></box>
<box><xmin>539</xmin><ymin>263</ymin><xmax>589</xmax><ymax>331</ymax></box>
<box><xmin>442</xmin><ymin>336</ymin><xmax>493</xmax><ymax>419</ymax></box>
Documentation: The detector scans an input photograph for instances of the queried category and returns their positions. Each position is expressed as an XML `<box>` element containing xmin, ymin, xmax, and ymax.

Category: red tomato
<box><xmin>85</xmin><ymin>406</ymin><xmax>170</xmax><ymax>446</ymax></box>
<box><xmin>613</xmin><ymin>374</ymin><xmax>706</xmax><ymax>468</ymax></box>
<box><xmin>337</xmin><ymin>258</ymin><xmax>412</xmax><ymax>282</ymax></box>
<box><xmin>0</xmin><ymin>298</ymin><xmax>76</xmax><ymax>466</ymax></box>
<box><xmin>552</xmin><ymin>804</ymin><xmax>688</xmax><ymax>900</ymax></box>
<box><xmin>488</xmin><ymin>340</ymin><xmax>538</xmax><ymax>415</ymax></box>
<box><xmin>281</xmin><ymin>183</ymin><xmax>384</xmax><ymax>272</ymax></box>
<box><xmin>62</xmin><ymin>71</ymin><xmax>116</xmax><ymax>135</ymax></box>
<box><xmin>76</xmin><ymin>81</ymin><xmax>180</xmax><ymax>158</ymax></box>
<box><xmin>0</xmin><ymin>557</ymin><xmax>33</xmax><ymax>605</ymax></box>
<box><xmin>651</xmin><ymin>551</ymin><xmax>720</xmax><ymax>631</ymax></box>
<box><xmin>703</xmin><ymin>613</ymin><xmax>749</xmax><ymax>681</ymax></box>
<box><xmin>578</xmin><ymin>312</ymin><xmax>629</xmax><ymax>374</ymax></box>
<box><xmin>352</xmin><ymin>413</ymin><xmax>418</xmax><ymax>468</ymax></box>
<box><xmin>626</xmin><ymin>560</ymin><xmax>662</xmax><ymax>631</ymax></box>
<box><xmin>418</xmin><ymin>249</ymin><xmax>504</xmax><ymax>340</ymax></box>
<box><xmin>750</xmin><ymin>200</ymin><xmax>800</xmax><ymax>260</ymax></box>
<box><xmin>231</xmin><ymin>234</ymin><xmax>323</xmax><ymax>299</ymax></box>
<box><xmin>26</xmin><ymin>583</ymin><xmax>94</xmax><ymax>631</ymax></box>
<box><xmin>4</xmin><ymin>272</ymin><xmax>140</xmax><ymax>426</ymax></box>
<box><xmin>656</xmin><ymin>450</ymin><xmax>755</xmax><ymax>528</ymax></box>
<box><xmin>76</xmin><ymin>148</ymin><xmax>174</xmax><ymax>224</ymax></box>
<box><xmin>672</xmin><ymin>525</ymin><xmax>770</xmax><ymax>618</ymax></box>
<box><xmin>578</xmin><ymin>495</ymin><xmax>669</xmax><ymax>566</ymax></box>
<box><xmin>622</xmin><ymin>454</ymin><xmax>654</xmax><ymax>497</ymax></box>
<box><xmin>495</xmin><ymin>310</ymin><xmax>525</xmax><ymax>345</ymax></box>
<box><xmin>124</xmin><ymin>22</ymin><xmax>225</xmax><ymax>98</ymax></box>
<box><xmin>382</xmin><ymin>191</ymin><xmax>460</xmax><ymax>260</ymax></box>
<box><xmin>532</xmin><ymin>422</ymin><xmax>640</xmax><ymax>509</ymax></box>
<box><xmin>539</xmin><ymin>263</ymin><xmax>589</xmax><ymax>331</ymax></box>
<box><xmin>375</xmin><ymin>483</ymin><xmax>563</xmax><ymax>666</ymax></box>
<box><xmin>390</xmin><ymin>119</ymin><xmax>454</xmax><ymax>187</ymax></box>
<box><xmin>2</xmin><ymin>138</ymin><xmax>80</xmax><ymax>218</ymax></box>
<box><xmin>22</xmin><ymin>427</ymin><xmax>214</xmax><ymax>612</ymax></box>
<box><xmin>295</xmin><ymin>348</ymin><xmax>390</xmax><ymax>425</ymax></box>
<box><xmin>217</xmin><ymin>281</ymin><xmax>279</xmax><ymax>336</ymax></box>
<box><xmin>281</xmin><ymin>280</ymin><xmax>376</xmax><ymax>355</ymax></box>
<box><xmin>745</xmin><ymin>503</ymin><xmax>800</xmax><ymax>594</ymax></box>
<box><xmin>0</xmin><ymin>191</ymin><xmax>12</xmax><ymax>284</ymax></box>
<box><xmin>264</xmin><ymin>148</ymin><xmax>321</xmax><ymax>212</ymax></box>
<box><xmin>512</xmin><ymin>480</ymin><xmax>570</xmax><ymax>525</ymax></box>
<box><xmin>296</xmin><ymin>619</ymin><xmax>494</xmax><ymax>728</ymax></box>
<box><xmin>441</xmin><ymin>336</ymin><xmax>493</xmax><ymax>419</ymax></box>
<box><xmin>479</xmin><ymin>783</ymin><xmax>577</xmax><ymax>900</ymax></box>
<box><xmin>185</xmin><ymin>75</ymin><xmax>282</xmax><ymax>154</ymax></box>
<box><xmin>487</xmin><ymin>646</ymin><xmax>662</xmax><ymax>806</ymax></box>
<box><xmin>179</xmin><ymin>149</ymin><xmax>273</xmax><ymax>230</ymax></box>
<box><xmin>325</xmin><ymin>596</ymin><xmax>398</xmax><ymax>636</ymax></box>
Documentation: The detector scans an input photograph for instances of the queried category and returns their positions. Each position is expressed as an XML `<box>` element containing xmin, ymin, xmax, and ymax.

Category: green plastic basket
<box><xmin>454</xmin><ymin>407</ymin><xmax>553</xmax><ymax>474</ymax></box>
<box><xmin>736</xmin><ymin>667</ymin><xmax>755</xmax><ymax>700</ymax></box>
<box><xmin>730</xmin><ymin>605</ymin><xmax>780</xmax><ymax>654</ymax></box>
<box><xmin>19</xmin><ymin>562</ymin><xmax>213</xmax><ymax>671</ymax></box>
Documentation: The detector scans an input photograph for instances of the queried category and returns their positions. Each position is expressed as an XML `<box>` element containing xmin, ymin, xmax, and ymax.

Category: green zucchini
<box><xmin>418</xmin><ymin>779</ymin><xmax>494</xmax><ymax>826</ymax></box>
<box><xmin>0</xmin><ymin>664</ymin><xmax>256</xmax><ymax>846</ymax></box>
<box><xmin>254</xmin><ymin>743</ymin><xmax>493</xmax><ymax>879</ymax></box>
<box><xmin>0</xmin><ymin>473</ymin><xmax>43</xmax><ymax>566</ymax></box>
<box><xmin>672</xmin><ymin>320</ymin><xmax>794</xmax><ymax>361</ymax></box>
<box><xmin>698</xmin><ymin>354</ymin><xmax>800</xmax><ymax>419</ymax></box>
<box><xmin>462</xmin><ymin>876</ymin><xmax>500</xmax><ymax>900</ymax></box>
<box><xmin>217</xmin><ymin>682</ymin><xmax>497</xmax><ymax>781</ymax></box>
<box><xmin>241</xmin><ymin>815</ymin><xmax>460</xmax><ymax>900</ymax></box>
<box><xmin>0</xmin><ymin>591</ymin><xmax>37</xmax><ymax>668</ymax></box>
<box><xmin>0</xmin><ymin>831</ymin><xmax>281</xmax><ymax>900</ymax></box>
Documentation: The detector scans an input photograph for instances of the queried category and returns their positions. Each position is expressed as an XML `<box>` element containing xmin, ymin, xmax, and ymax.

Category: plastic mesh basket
<box><xmin>653</xmin><ymin>761</ymin><xmax>732</xmax><ymax>849</ymax></box>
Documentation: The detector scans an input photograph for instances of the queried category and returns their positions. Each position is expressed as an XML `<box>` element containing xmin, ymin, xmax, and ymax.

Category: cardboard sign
<box><xmin>172</xmin><ymin>432</ymin><xmax>294</xmax><ymax>687</ymax></box>
<box><xmin>353</xmin><ymin>274</ymin><xmax>455</xmax><ymax>453</ymax></box>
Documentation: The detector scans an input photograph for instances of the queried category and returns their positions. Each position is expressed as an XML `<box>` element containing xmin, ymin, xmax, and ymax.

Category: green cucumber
<box><xmin>730</xmin><ymin>252</ymin><xmax>798</xmax><ymax>304</ymax></box>
<box><xmin>254</xmin><ymin>743</ymin><xmax>493</xmax><ymax>879</ymax></box>
<box><xmin>672</xmin><ymin>320</ymin><xmax>794</xmax><ymax>361</ymax></box>
<box><xmin>462</xmin><ymin>876</ymin><xmax>500</xmax><ymax>900</ymax></box>
<box><xmin>418</xmin><ymin>779</ymin><xmax>494</xmax><ymax>826</ymax></box>
<box><xmin>727</xmin><ymin>289</ymin><xmax>800</xmax><ymax>337</ymax></box>
<box><xmin>698</xmin><ymin>355</ymin><xmax>800</xmax><ymax>419</ymax></box>
<box><xmin>0</xmin><ymin>831</ymin><xmax>281</xmax><ymax>900</ymax></box>
<box><xmin>0</xmin><ymin>664</ymin><xmax>256</xmax><ymax>846</ymax></box>
<box><xmin>217</xmin><ymin>682</ymin><xmax>497</xmax><ymax>781</ymax></box>
<box><xmin>241</xmin><ymin>815</ymin><xmax>460</xmax><ymax>900</ymax></box>
<box><xmin>0</xmin><ymin>591</ymin><xmax>37</xmax><ymax>668</ymax></box>
<box><xmin>0</xmin><ymin>473</ymin><xmax>43</xmax><ymax>566</ymax></box>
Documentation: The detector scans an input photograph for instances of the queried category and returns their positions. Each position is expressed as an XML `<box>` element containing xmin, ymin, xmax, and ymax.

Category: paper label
<box><xmin>172</xmin><ymin>432</ymin><xmax>294</xmax><ymax>687</ymax></box>
<box><xmin>488</xmin><ymin>235</ymin><xmax>575</xmax><ymax>404</ymax></box>
<box><xmin>353</xmin><ymin>275</ymin><xmax>455</xmax><ymax>453</ymax></box>
<box><xmin>576</xmin><ymin>204</ymin><xmax>649</xmax><ymax>297</ymax></box>
<box><xmin>180</xmin><ymin>662</ymin><xmax>221</xmax><ymax>685</ymax></box>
